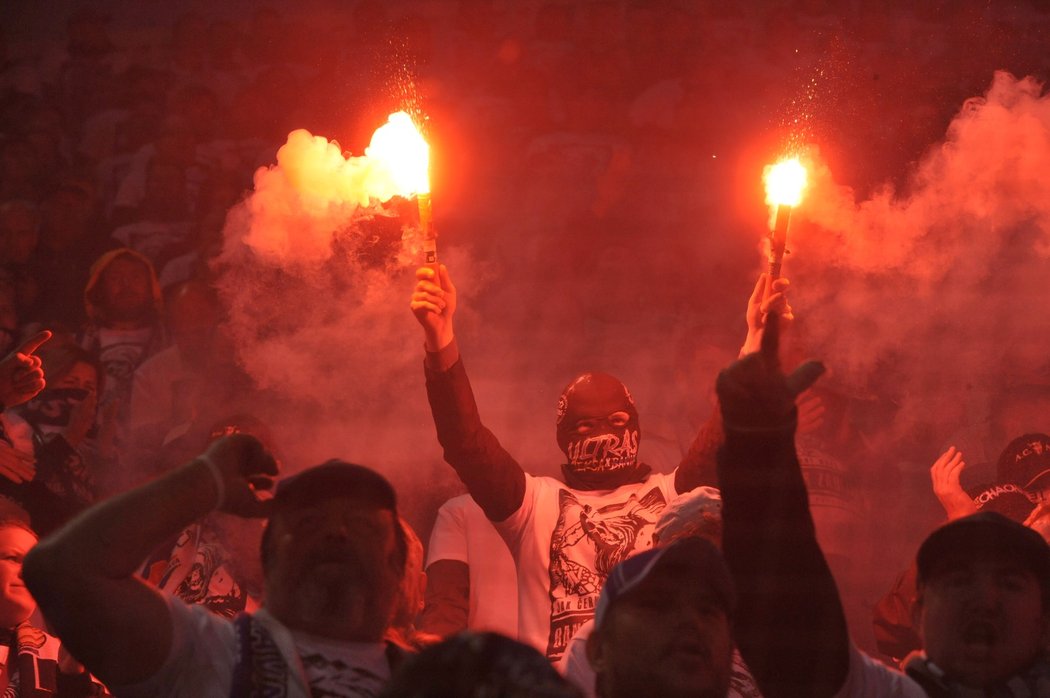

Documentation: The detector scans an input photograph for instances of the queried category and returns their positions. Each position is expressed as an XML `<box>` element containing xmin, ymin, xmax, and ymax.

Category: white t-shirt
<box><xmin>96</xmin><ymin>326</ymin><xmax>156</xmax><ymax>406</ymax></box>
<box><xmin>291</xmin><ymin>631</ymin><xmax>390</xmax><ymax>698</ymax></box>
<box><xmin>118</xmin><ymin>596</ymin><xmax>392</xmax><ymax>698</ymax></box>
<box><xmin>426</xmin><ymin>494</ymin><xmax>519</xmax><ymax>637</ymax></box>
<box><xmin>495</xmin><ymin>471</ymin><xmax>678</xmax><ymax>660</ymax></box>
<box><xmin>834</xmin><ymin>643</ymin><xmax>927</xmax><ymax>698</ymax></box>
<box><xmin>128</xmin><ymin>345</ymin><xmax>195</xmax><ymax>453</ymax></box>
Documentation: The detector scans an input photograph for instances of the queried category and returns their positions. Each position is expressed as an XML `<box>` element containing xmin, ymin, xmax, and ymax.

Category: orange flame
<box><xmin>365</xmin><ymin>111</ymin><xmax>431</xmax><ymax>196</ymax></box>
<box><xmin>763</xmin><ymin>157</ymin><xmax>807</xmax><ymax>207</ymax></box>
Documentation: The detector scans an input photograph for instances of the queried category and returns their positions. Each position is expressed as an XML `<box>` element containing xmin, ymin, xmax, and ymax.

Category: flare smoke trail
<box><xmin>742</xmin><ymin>73</ymin><xmax>1050</xmax><ymax>648</ymax></box>
<box><xmin>787</xmin><ymin>72</ymin><xmax>1050</xmax><ymax>455</ymax></box>
<box><xmin>213</xmin><ymin>126</ymin><xmax>469</xmax><ymax>514</ymax></box>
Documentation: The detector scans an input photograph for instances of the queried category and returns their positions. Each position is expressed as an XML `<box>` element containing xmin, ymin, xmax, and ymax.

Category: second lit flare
<box><xmin>367</xmin><ymin>111</ymin><xmax>437</xmax><ymax>267</ymax></box>
<box><xmin>763</xmin><ymin>157</ymin><xmax>807</xmax><ymax>279</ymax></box>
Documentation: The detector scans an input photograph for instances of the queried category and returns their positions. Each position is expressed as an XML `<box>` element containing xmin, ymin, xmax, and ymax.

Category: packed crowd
<box><xmin>0</xmin><ymin>268</ymin><xmax>1045</xmax><ymax>697</ymax></box>
<box><xmin>1</xmin><ymin>1</ymin><xmax>1049</xmax><ymax>697</ymax></box>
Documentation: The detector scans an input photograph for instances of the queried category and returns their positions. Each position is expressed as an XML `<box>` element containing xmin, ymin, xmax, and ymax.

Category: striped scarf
<box><xmin>0</xmin><ymin>623</ymin><xmax>107</xmax><ymax>697</ymax></box>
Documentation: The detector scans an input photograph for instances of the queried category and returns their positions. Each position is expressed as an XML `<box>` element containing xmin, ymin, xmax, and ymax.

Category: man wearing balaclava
<box><xmin>411</xmin><ymin>264</ymin><xmax>789</xmax><ymax>661</ymax></box>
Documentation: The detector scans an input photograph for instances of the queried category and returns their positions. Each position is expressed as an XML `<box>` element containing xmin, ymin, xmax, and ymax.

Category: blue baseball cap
<box><xmin>594</xmin><ymin>537</ymin><xmax>735</xmax><ymax>629</ymax></box>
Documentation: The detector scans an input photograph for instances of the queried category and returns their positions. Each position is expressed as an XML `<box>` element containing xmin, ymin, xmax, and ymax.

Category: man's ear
<box><xmin>586</xmin><ymin>627</ymin><xmax>608</xmax><ymax>674</ymax></box>
<box><xmin>911</xmin><ymin>588</ymin><xmax>925</xmax><ymax>643</ymax></box>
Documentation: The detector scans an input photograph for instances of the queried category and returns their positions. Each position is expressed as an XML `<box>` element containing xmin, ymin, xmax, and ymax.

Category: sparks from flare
<box><xmin>366</xmin><ymin>111</ymin><xmax>431</xmax><ymax>196</ymax></box>
<box><xmin>764</xmin><ymin>157</ymin><xmax>807</xmax><ymax>208</ymax></box>
<box><xmin>763</xmin><ymin>157</ymin><xmax>808</xmax><ymax>279</ymax></box>
<box><xmin>365</xmin><ymin>111</ymin><xmax>437</xmax><ymax>266</ymax></box>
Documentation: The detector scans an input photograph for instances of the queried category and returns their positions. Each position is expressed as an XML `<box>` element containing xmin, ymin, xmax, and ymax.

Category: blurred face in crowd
<box><xmin>917</xmin><ymin>549</ymin><xmax>1048</xmax><ymax>688</ymax></box>
<box><xmin>167</xmin><ymin>283</ymin><xmax>224</xmax><ymax>361</ymax></box>
<box><xmin>263</xmin><ymin>496</ymin><xmax>404</xmax><ymax>641</ymax></box>
<box><xmin>55</xmin><ymin>360</ymin><xmax>98</xmax><ymax>394</ymax></box>
<box><xmin>588</xmin><ymin>563</ymin><xmax>733</xmax><ymax>698</ymax></box>
<box><xmin>0</xmin><ymin>524</ymin><xmax>38</xmax><ymax>629</ymax></box>
<box><xmin>0</xmin><ymin>141</ymin><xmax>38</xmax><ymax>193</ymax></box>
<box><xmin>41</xmin><ymin>188</ymin><xmax>93</xmax><ymax>249</ymax></box>
<box><xmin>0</xmin><ymin>289</ymin><xmax>17</xmax><ymax>353</ymax></box>
<box><xmin>142</xmin><ymin>160</ymin><xmax>188</xmax><ymax>222</ymax></box>
<box><xmin>0</xmin><ymin>203</ymin><xmax>39</xmax><ymax>264</ymax></box>
<box><xmin>99</xmin><ymin>255</ymin><xmax>153</xmax><ymax>325</ymax></box>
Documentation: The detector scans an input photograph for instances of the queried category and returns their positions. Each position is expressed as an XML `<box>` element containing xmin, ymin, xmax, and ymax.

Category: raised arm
<box><xmin>715</xmin><ymin>316</ymin><xmax>849</xmax><ymax>698</ymax></box>
<box><xmin>0</xmin><ymin>330</ymin><xmax>51</xmax><ymax>408</ymax></box>
<box><xmin>411</xmin><ymin>265</ymin><xmax>525</xmax><ymax>522</ymax></box>
<box><xmin>872</xmin><ymin>447</ymin><xmax>976</xmax><ymax>661</ymax></box>
<box><xmin>929</xmin><ymin>446</ymin><xmax>977</xmax><ymax>520</ymax></box>
<box><xmin>675</xmin><ymin>274</ymin><xmax>792</xmax><ymax>493</ymax></box>
<box><xmin>23</xmin><ymin>434</ymin><xmax>277</xmax><ymax>687</ymax></box>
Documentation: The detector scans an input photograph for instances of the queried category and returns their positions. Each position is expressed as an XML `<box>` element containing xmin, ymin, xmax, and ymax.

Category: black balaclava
<box><xmin>555</xmin><ymin>372</ymin><xmax>649</xmax><ymax>490</ymax></box>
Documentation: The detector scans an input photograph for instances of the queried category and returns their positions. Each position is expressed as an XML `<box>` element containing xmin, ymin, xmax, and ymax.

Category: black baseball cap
<box><xmin>917</xmin><ymin>512</ymin><xmax>1050</xmax><ymax>600</ymax></box>
<box><xmin>968</xmin><ymin>481</ymin><xmax>1037</xmax><ymax>523</ymax></box>
<box><xmin>273</xmin><ymin>460</ymin><xmax>398</xmax><ymax>513</ymax></box>
<box><xmin>996</xmin><ymin>434</ymin><xmax>1050</xmax><ymax>492</ymax></box>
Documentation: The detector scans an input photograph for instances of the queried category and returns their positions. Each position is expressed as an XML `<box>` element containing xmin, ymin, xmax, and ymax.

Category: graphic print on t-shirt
<box><xmin>99</xmin><ymin>339</ymin><xmax>147</xmax><ymax>384</ymax></box>
<box><xmin>545</xmin><ymin>486</ymin><xmax>666</xmax><ymax>658</ymax></box>
<box><xmin>299</xmin><ymin>651</ymin><xmax>387</xmax><ymax>698</ymax></box>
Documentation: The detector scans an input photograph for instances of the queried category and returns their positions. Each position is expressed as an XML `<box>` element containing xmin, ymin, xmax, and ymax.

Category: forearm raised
<box><xmin>22</xmin><ymin>458</ymin><xmax>220</xmax><ymax>686</ymax></box>
<box><xmin>718</xmin><ymin>426</ymin><xmax>848</xmax><ymax>698</ymax></box>
<box><xmin>28</xmin><ymin>457</ymin><xmax>219</xmax><ymax>581</ymax></box>
<box><xmin>24</xmin><ymin>434</ymin><xmax>273</xmax><ymax>688</ymax></box>
<box><xmin>424</xmin><ymin>344</ymin><xmax>525</xmax><ymax>521</ymax></box>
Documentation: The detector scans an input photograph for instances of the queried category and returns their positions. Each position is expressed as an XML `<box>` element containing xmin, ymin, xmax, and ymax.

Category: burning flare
<box><xmin>232</xmin><ymin>111</ymin><xmax>435</xmax><ymax>265</ymax></box>
<box><xmin>366</xmin><ymin>111</ymin><xmax>431</xmax><ymax>196</ymax></box>
<box><xmin>763</xmin><ymin>156</ymin><xmax>808</xmax><ymax>279</ymax></box>
<box><xmin>764</xmin><ymin>157</ymin><xmax>808</xmax><ymax>208</ymax></box>
<box><xmin>364</xmin><ymin>110</ymin><xmax>437</xmax><ymax>266</ymax></box>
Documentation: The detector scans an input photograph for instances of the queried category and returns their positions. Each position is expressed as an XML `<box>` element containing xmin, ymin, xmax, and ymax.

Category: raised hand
<box><xmin>410</xmin><ymin>264</ymin><xmax>457</xmax><ymax>352</ymax></box>
<box><xmin>741</xmin><ymin>274</ymin><xmax>793</xmax><ymax>356</ymax></box>
<box><xmin>0</xmin><ymin>331</ymin><xmax>51</xmax><ymax>408</ymax></box>
<box><xmin>717</xmin><ymin>313</ymin><xmax>824</xmax><ymax>432</ymax></box>
<box><xmin>929</xmin><ymin>446</ymin><xmax>977</xmax><ymax>520</ymax></box>
<box><xmin>197</xmin><ymin>434</ymin><xmax>279</xmax><ymax>518</ymax></box>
